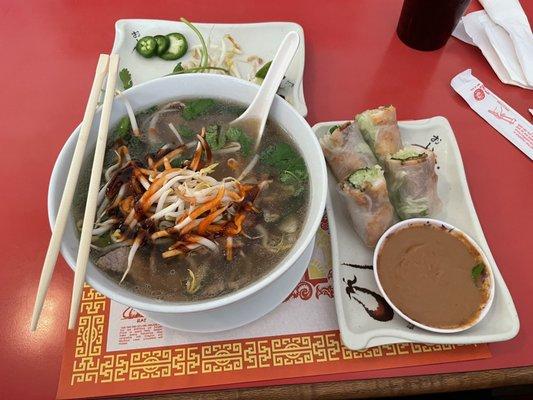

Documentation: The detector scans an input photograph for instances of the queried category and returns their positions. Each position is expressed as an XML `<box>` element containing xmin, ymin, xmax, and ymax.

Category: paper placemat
<box><xmin>57</xmin><ymin>216</ymin><xmax>491</xmax><ymax>399</ymax></box>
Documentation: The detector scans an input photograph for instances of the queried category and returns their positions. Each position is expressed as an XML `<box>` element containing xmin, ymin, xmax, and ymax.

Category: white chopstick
<box><xmin>68</xmin><ymin>54</ymin><xmax>120</xmax><ymax>329</ymax></box>
<box><xmin>31</xmin><ymin>54</ymin><xmax>110</xmax><ymax>332</ymax></box>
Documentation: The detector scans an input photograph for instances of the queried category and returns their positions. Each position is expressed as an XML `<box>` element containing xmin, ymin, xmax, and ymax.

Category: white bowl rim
<box><xmin>48</xmin><ymin>73</ymin><xmax>328</xmax><ymax>314</ymax></box>
<box><xmin>372</xmin><ymin>218</ymin><xmax>495</xmax><ymax>334</ymax></box>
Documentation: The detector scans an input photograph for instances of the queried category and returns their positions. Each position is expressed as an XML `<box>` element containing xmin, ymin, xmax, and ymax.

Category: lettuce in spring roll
<box><xmin>339</xmin><ymin>165</ymin><xmax>396</xmax><ymax>247</ymax></box>
<box><xmin>386</xmin><ymin>146</ymin><xmax>442</xmax><ymax>220</ymax></box>
<box><xmin>356</xmin><ymin>105</ymin><xmax>403</xmax><ymax>163</ymax></box>
<box><xmin>320</xmin><ymin>122</ymin><xmax>378</xmax><ymax>181</ymax></box>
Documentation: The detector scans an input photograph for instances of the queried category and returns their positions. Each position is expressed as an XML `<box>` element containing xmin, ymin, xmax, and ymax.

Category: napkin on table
<box><xmin>453</xmin><ymin>0</ymin><xmax>533</xmax><ymax>90</ymax></box>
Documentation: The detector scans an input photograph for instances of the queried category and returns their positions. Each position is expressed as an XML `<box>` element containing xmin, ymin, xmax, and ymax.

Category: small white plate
<box><xmin>112</xmin><ymin>19</ymin><xmax>307</xmax><ymax>116</ymax></box>
<box><xmin>313</xmin><ymin>117</ymin><xmax>520</xmax><ymax>350</ymax></box>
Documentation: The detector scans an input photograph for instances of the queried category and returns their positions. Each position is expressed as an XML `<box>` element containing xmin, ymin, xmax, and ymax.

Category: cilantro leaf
<box><xmin>472</xmin><ymin>263</ymin><xmax>485</xmax><ymax>281</ymax></box>
<box><xmin>182</xmin><ymin>99</ymin><xmax>216</xmax><ymax>120</ymax></box>
<box><xmin>170</xmin><ymin>156</ymin><xmax>186</xmax><ymax>168</ymax></box>
<box><xmin>226</xmin><ymin>127</ymin><xmax>253</xmax><ymax>156</ymax></box>
<box><xmin>113</xmin><ymin>116</ymin><xmax>131</xmax><ymax>139</ymax></box>
<box><xmin>260</xmin><ymin>143</ymin><xmax>307</xmax><ymax>175</ymax></box>
<box><xmin>127</xmin><ymin>135</ymin><xmax>144</xmax><ymax>159</ymax></box>
<box><xmin>177</xmin><ymin>124</ymin><xmax>196</xmax><ymax>138</ymax></box>
<box><xmin>119</xmin><ymin>68</ymin><xmax>133</xmax><ymax>90</ymax></box>
<box><xmin>280</xmin><ymin>170</ymin><xmax>306</xmax><ymax>196</ymax></box>
<box><xmin>260</xmin><ymin>143</ymin><xmax>308</xmax><ymax>196</ymax></box>
<box><xmin>205</xmin><ymin>124</ymin><xmax>226</xmax><ymax>150</ymax></box>
<box><xmin>173</xmin><ymin>62</ymin><xmax>185</xmax><ymax>73</ymax></box>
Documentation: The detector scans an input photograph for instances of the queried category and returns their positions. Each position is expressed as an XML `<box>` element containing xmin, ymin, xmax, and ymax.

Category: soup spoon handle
<box><xmin>230</xmin><ymin>31</ymin><xmax>300</xmax><ymax>149</ymax></box>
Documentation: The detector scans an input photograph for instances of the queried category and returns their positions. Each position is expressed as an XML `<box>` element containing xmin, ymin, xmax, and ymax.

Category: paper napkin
<box><xmin>480</xmin><ymin>0</ymin><xmax>533</xmax><ymax>86</ymax></box>
<box><xmin>453</xmin><ymin>0</ymin><xmax>533</xmax><ymax>89</ymax></box>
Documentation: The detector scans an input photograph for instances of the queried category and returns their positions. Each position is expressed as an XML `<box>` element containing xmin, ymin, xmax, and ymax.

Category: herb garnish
<box><xmin>255</xmin><ymin>61</ymin><xmax>272</xmax><ymax>79</ymax></box>
<box><xmin>328</xmin><ymin>125</ymin><xmax>339</xmax><ymax>134</ymax></box>
<box><xmin>182</xmin><ymin>99</ymin><xmax>216</xmax><ymax>120</ymax></box>
<box><xmin>226</xmin><ymin>127</ymin><xmax>253</xmax><ymax>156</ymax></box>
<box><xmin>119</xmin><ymin>68</ymin><xmax>133</xmax><ymax>90</ymax></box>
<box><xmin>113</xmin><ymin>116</ymin><xmax>131</xmax><ymax>139</ymax></box>
<box><xmin>205</xmin><ymin>124</ymin><xmax>226</xmax><ymax>150</ymax></box>
<box><xmin>173</xmin><ymin>62</ymin><xmax>185</xmax><ymax>73</ymax></box>
<box><xmin>260</xmin><ymin>143</ymin><xmax>308</xmax><ymax>195</ymax></box>
<box><xmin>177</xmin><ymin>124</ymin><xmax>197</xmax><ymax>138</ymax></box>
<box><xmin>471</xmin><ymin>263</ymin><xmax>485</xmax><ymax>281</ymax></box>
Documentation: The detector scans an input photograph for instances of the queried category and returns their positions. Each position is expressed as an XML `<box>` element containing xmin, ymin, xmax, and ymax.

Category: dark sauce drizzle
<box><xmin>341</xmin><ymin>263</ymin><xmax>394</xmax><ymax>322</ymax></box>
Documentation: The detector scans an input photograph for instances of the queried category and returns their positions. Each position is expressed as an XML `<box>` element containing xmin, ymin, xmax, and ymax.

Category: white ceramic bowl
<box><xmin>48</xmin><ymin>74</ymin><xmax>327</xmax><ymax>332</ymax></box>
<box><xmin>373</xmin><ymin>218</ymin><xmax>495</xmax><ymax>334</ymax></box>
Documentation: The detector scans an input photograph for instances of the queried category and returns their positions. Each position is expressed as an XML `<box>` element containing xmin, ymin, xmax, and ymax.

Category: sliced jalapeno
<box><xmin>154</xmin><ymin>35</ymin><xmax>170</xmax><ymax>56</ymax></box>
<box><xmin>159</xmin><ymin>33</ymin><xmax>188</xmax><ymax>61</ymax></box>
<box><xmin>136</xmin><ymin>36</ymin><xmax>157</xmax><ymax>58</ymax></box>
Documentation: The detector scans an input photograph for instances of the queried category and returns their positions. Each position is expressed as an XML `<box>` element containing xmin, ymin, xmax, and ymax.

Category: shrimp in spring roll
<box><xmin>356</xmin><ymin>105</ymin><xmax>403</xmax><ymax>163</ymax></box>
<box><xmin>339</xmin><ymin>166</ymin><xmax>396</xmax><ymax>247</ymax></box>
<box><xmin>320</xmin><ymin>122</ymin><xmax>378</xmax><ymax>181</ymax></box>
<box><xmin>386</xmin><ymin>145</ymin><xmax>442</xmax><ymax>220</ymax></box>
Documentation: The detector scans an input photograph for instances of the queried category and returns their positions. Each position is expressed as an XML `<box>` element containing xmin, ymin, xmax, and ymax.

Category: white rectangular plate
<box><xmin>313</xmin><ymin>117</ymin><xmax>520</xmax><ymax>350</ymax></box>
<box><xmin>112</xmin><ymin>19</ymin><xmax>307</xmax><ymax>116</ymax></box>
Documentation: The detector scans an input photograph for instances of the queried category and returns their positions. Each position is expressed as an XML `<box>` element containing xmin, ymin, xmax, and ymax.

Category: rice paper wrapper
<box><xmin>356</xmin><ymin>106</ymin><xmax>403</xmax><ymax>164</ymax></box>
<box><xmin>386</xmin><ymin>146</ymin><xmax>442</xmax><ymax>220</ymax></box>
<box><xmin>338</xmin><ymin>179</ymin><xmax>396</xmax><ymax>247</ymax></box>
<box><xmin>320</xmin><ymin>122</ymin><xmax>377</xmax><ymax>181</ymax></box>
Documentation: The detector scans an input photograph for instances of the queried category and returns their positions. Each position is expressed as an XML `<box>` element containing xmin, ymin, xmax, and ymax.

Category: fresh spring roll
<box><xmin>386</xmin><ymin>146</ymin><xmax>442</xmax><ymax>220</ymax></box>
<box><xmin>356</xmin><ymin>105</ymin><xmax>403</xmax><ymax>163</ymax></box>
<box><xmin>320</xmin><ymin>121</ymin><xmax>378</xmax><ymax>181</ymax></box>
<box><xmin>339</xmin><ymin>165</ymin><xmax>396</xmax><ymax>247</ymax></box>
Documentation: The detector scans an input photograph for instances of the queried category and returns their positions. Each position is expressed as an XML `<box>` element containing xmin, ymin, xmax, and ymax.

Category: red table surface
<box><xmin>1</xmin><ymin>1</ymin><xmax>532</xmax><ymax>399</ymax></box>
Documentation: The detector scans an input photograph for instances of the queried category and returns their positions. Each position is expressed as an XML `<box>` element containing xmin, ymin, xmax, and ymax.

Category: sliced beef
<box><xmin>96</xmin><ymin>247</ymin><xmax>128</xmax><ymax>273</ymax></box>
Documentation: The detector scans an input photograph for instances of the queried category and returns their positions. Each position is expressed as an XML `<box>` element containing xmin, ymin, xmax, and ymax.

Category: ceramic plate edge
<box><xmin>113</xmin><ymin>19</ymin><xmax>307</xmax><ymax>116</ymax></box>
<box><xmin>312</xmin><ymin>118</ymin><xmax>520</xmax><ymax>350</ymax></box>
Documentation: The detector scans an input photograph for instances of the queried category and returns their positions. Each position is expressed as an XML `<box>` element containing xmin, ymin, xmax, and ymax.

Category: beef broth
<box><xmin>377</xmin><ymin>223</ymin><xmax>490</xmax><ymax>329</ymax></box>
<box><xmin>74</xmin><ymin>99</ymin><xmax>309</xmax><ymax>302</ymax></box>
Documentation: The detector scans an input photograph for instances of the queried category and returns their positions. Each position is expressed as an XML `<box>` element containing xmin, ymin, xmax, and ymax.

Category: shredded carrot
<box><xmin>205</xmin><ymin>224</ymin><xmax>225</xmax><ymax>234</ymax></box>
<box><xmin>151</xmin><ymin>230</ymin><xmax>170</xmax><ymax>240</ymax></box>
<box><xmin>188</xmin><ymin>187</ymin><xmax>225</xmax><ymax>221</ymax></box>
<box><xmin>180</xmin><ymin>217</ymin><xmax>203</xmax><ymax>235</ymax></box>
<box><xmin>169</xmin><ymin>240</ymin><xmax>186</xmax><ymax>250</ymax></box>
<box><xmin>226</xmin><ymin>236</ymin><xmax>233</xmax><ymax>261</ymax></box>
<box><xmin>163</xmin><ymin>157</ymin><xmax>172</xmax><ymax>170</ymax></box>
<box><xmin>189</xmin><ymin>129</ymin><xmax>206</xmax><ymax>171</ymax></box>
<box><xmin>119</xmin><ymin>196</ymin><xmax>134</xmax><ymax>215</ymax></box>
<box><xmin>226</xmin><ymin>191</ymin><xmax>244</xmax><ymax>201</ymax></box>
<box><xmin>182</xmin><ymin>234</ymin><xmax>205</xmax><ymax>243</ymax></box>
<box><xmin>197</xmin><ymin>129</ymin><xmax>212</xmax><ymax>165</ymax></box>
<box><xmin>197</xmin><ymin>206</ymin><xmax>229</xmax><ymax>235</ymax></box>
<box><xmin>225</xmin><ymin>212</ymin><xmax>246</xmax><ymax>235</ymax></box>
<box><xmin>152</xmin><ymin>147</ymin><xmax>185</xmax><ymax>170</ymax></box>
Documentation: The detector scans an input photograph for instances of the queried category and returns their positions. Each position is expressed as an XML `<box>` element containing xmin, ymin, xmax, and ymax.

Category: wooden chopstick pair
<box><xmin>31</xmin><ymin>53</ymin><xmax>120</xmax><ymax>331</ymax></box>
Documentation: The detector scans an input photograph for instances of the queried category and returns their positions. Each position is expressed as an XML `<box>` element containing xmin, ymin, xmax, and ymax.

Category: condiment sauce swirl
<box><xmin>377</xmin><ymin>223</ymin><xmax>490</xmax><ymax>329</ymax></box>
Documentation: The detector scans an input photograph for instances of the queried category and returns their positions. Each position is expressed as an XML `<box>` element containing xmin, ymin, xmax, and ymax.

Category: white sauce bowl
<box><xmin>48</xmin><ymin>74</ymin><xmax>327</xmax><ymax>332</ymax></box>
<box><xmin>373</xmin><ymin>218</ymin><xmax>495</xmax><ymax>334</ymax></box>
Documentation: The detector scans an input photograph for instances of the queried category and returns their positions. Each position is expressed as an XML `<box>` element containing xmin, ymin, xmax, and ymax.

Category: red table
<box><xmin>1</xmin><ymin>1</ymin><xmax>532</xmax><ymax>399</ymax></box>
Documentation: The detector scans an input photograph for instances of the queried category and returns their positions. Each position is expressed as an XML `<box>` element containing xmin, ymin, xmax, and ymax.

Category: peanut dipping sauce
<box><xmin>377</xmin><ymin>223</ymin><xmax>491</xmax><ymax>329</ymax></box>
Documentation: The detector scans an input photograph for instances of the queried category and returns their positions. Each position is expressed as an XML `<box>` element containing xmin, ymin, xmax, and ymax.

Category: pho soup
<box><xmin>74</xmin><ymin>98</ymin><xmax>309</xmax><ymax>302</ymax></box>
